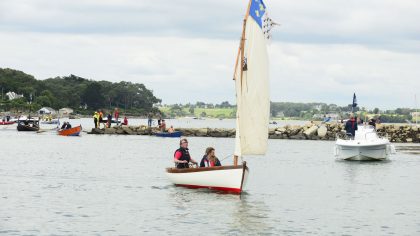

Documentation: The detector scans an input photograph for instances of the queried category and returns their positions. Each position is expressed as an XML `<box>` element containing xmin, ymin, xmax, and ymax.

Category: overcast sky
<box><xmin>0</xmin><ymin>0</ymin><xmax>419</xmax><ymax>109</ymax></box>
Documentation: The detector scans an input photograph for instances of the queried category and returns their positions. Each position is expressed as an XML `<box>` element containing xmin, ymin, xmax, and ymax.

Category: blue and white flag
<box><xmin>249</xmin><ymin>0</ymin><xmax>275</xmax><ymax>42</ymax></box>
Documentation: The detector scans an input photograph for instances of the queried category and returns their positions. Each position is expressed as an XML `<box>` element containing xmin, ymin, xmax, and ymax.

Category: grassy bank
<box><xmin>159</xmin><ymin>106</ymin><xmax>235</xmax><ymax>118</ymax></box>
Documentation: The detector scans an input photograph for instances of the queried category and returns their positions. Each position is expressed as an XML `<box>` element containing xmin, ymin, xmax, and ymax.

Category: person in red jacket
<box><xmin>173</xmin><ymin>138</ymin><xmax>198</xmax><ymax>168</ymax></box>
<box><xmin>122</xmin><ymin>117</ymin><xmax>128</xmax><ymax>126</ymax></box>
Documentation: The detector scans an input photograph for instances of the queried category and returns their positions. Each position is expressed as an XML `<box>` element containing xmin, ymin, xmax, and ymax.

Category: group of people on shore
<box><xmin>173</xmin><ymin>138</ymin><xmax>222</xmax><ymax>169</ymax></box>
<box><xmin>93</xmin><ymin>108</ymin><xmax>128</xmax><ymax>129</ymax></box>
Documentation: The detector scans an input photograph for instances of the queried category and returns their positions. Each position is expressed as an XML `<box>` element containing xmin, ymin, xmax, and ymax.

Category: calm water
<box><xmin>1</xmin><ymin>121</ymin><xmax>420</xmax><ymax>235</ymax></box>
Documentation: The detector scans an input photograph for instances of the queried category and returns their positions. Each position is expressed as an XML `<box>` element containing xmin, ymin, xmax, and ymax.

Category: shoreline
<box><xmin>88</xmin><ymin>123</ymin><xmax>420</xmax><ymax>143</ymax></box>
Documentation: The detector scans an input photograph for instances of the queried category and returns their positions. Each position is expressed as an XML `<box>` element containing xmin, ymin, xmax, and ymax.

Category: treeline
<box><xmin>270</xmin><ymin>102</ymin><xmax>416</xmax><ymax>123</ymax></box>
<box><xmin>0</xmin><ymin>68</ymin><xmax>161</xmax><ymax>114</ymax></box>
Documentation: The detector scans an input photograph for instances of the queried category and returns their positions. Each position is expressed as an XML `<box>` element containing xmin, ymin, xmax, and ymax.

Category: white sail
<box><xmin>234</xmin><ymin>0</ymin><xmax>271</xmax><ymax>156</ymax></box>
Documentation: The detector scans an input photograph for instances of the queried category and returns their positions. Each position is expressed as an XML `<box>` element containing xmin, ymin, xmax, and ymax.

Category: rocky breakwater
<box><xmin>88</xmin><ymin>126</ymin><xmax>237</xmax><ymax>137</ymax></box>
<box><xmin>268</xmin><ymin>123</ymin><xmax>339</xmax><ymax>141</ymax></box>
<box><xmin>376</xmin><ymin>124</ymin><xmax>420</xmax><ymax>143</ymax></box>
<box><xmin>88</xmin><ymin>123</ymin><xmax>420</xmax><ymax>143</ymax></box>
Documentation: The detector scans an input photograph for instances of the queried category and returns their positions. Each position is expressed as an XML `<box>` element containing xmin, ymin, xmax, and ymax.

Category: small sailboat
<box><xmin>166</xmin><ymin>0</ymin><xmax>274</xmax><ymax>194</ymax></box>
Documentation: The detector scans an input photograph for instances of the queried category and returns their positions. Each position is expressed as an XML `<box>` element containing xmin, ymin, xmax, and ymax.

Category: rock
<box><xmin>289</xmin><ymin>134</ymin><xmax>306</xmax><ymax>140</ymax></box>
<box><xmin>90</xmin><ymin>128</ymin><xmax>104</xmax><ymax>134</ymax></box>
<box><xmin>269</xmin><ymin>134</ymin><xmax>282</xmax><ymax>139</ymax></box>
<box><xmin>116</xmin><ymin>128</ymin><xmax>125</xmax><ymax>134</ymax></box>
<box><xmin>104</xmin><ymin>128</ymin><xmax>116</xmax><ymax>134</ymax></box>
<box><xmin>276</xmin><ymin>127</ymin><xmax>286</xmax><ymax>133</ymax></box>
<box><xmin>317</xmin><ymin>125</ymin><xmax>327</xmax><ymax>138</ymax></box>
<box><xmin>196</xmin><ymin>128</ymin><xmax>208</xmax><ymax>136</ymax></box>
<box><xmin>304</xmin><ymin>125</ymin><xmax>318</xmax><ymax>137</ymax></box>
<box><xmin>122</xmin><ymin>127</ymin><xmax>135</xmax><ymax>135</ymax></box>
<box><xmin>210</xmin><ymin>129</ymin><xmax>228</xmax><ymax>137</ymax></box>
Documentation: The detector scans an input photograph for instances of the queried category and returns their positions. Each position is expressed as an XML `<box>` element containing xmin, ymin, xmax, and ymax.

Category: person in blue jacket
<box><xmin>345</xmin><ymin>114</ymin><xmax>358</xmax><ymax>138</ymax></box>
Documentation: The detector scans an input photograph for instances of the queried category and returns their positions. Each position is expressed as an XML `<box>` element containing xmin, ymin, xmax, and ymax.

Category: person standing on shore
<box><xmin>99</xmin><ymin>110</ymin><xmax>104</xmax><ymax>128</ymax></box>
<box><xmin>107</xmin><ymin>113</ymin><xmax>112</xmax><ymax>128</ymax></box>
<box><xmin>114</xmin><ymin>108</ymin><xmax>119</xmax><ymax>124</ymax></box>
<box><xmin>147</xmin><ymin>112</ymin><xmax>153</xmax><ymax>127</ymax></box>
<box><xmin>93</xmin><ymin>111</ymin><xmax>99</xmax><ymax>128</ymax></box>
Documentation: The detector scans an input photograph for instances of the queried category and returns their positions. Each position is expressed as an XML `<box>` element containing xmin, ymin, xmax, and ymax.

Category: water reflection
<box><xmin>230</xmin><ymin>194</ymin><xmax>273</xmax><ymax>235</ymax></box>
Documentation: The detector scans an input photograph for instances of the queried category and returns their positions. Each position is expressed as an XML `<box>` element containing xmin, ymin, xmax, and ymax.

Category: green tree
<box><xmin>35</xmin><ymin>95</ymin><xmax>52</xmax><ymax>107</ymax></box>
<box><xmin>82</xmin><ymin>83</ymin><xmax>105</xmax><ymax>110</ymax></box>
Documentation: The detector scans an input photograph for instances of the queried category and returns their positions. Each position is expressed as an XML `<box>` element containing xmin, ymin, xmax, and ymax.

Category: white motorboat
<box><xmin>334</xmin><ymin>125</ymin><xmax>395</xmax><ymax>161</ymax></box>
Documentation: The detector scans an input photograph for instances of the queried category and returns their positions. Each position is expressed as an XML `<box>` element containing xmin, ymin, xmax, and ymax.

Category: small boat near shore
<box><xmin>58</xmin><ymin>125</ymin><xmax>82</xmax><ymax>136</ymax></box>
<box><xmin>155</xmin><ymin>131</ymin><xmax>182</xmax><ymax>138</ymax></box>
<box><xmin>334</xmin><ymin>125</ymin><xmax>395</xmax><ymax>161</ymax></box>
<box><xmin>41</xmin><ymin>119</ymin><xmax>59</xmax><ymax>124</ymax></box>
<box><xmin>17</xmin><ymin>119</ymin><xmax>40</xmax><ymax>132</ymax></box>
<box><xmin>100</xmin><ymin>119</ymin><xmax>121</xmax><ymax>124</ymax></box>
<box><xmin>0</xmin><ymin>121</ymin><xmax>15</xmax><ymax>125</ymax></box>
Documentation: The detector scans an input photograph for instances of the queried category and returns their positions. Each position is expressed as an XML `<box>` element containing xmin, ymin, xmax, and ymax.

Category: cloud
<box><xmin>0</xmin><ymin>0</ymin><xmax>419</xmax><ymax>109</ymax></box>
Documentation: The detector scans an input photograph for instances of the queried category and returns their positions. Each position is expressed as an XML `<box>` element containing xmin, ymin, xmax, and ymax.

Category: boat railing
<box><xmin>336</xmin><ymin>132</ymin><xmax>353</xmax><ymax>140</ymax></box>
<box><xmin>364</xmin><ymin>131</ymin><xmax>378</xmax><ymax>140</ymax></box>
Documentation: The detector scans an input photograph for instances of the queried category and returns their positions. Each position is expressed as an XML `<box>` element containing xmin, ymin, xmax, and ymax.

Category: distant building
<box><xmin>411</xmin><ymin>112</ymin><xmax>420</xmax><ymax>117</ymax></box>
<box><xmin>313</xmin><ymin>105</ymin><xmax>322</xmax><ymax>111</ymax></box>
<box><xmin>275</xmin><ymin>112</ymin><xmax>285</xmax><ymax>118</ymax></box>
<box><xmin>59</xmin><ymin>108</ymin><xmax>74</xmax><ymax>116</ymax></box>
<box><xmin>5</xmin><ymin>91</ymin><xmax>24</xmax><ymax>100</ymax></box>
<box><xmin>38</xmin><ymin>107</ymin><xmax>57</xmax><ymax>115</ymax></box>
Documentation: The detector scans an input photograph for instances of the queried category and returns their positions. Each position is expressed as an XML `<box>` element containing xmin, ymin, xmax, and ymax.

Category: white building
<box><xmin>5</xmin><ymin>91</ymin><xmax>24</xmax><ymax>100</ymax></box>
<box><xmin>59</xmin><ymin>108</ymin><xmax>74</xmax><ymax>116</ymax></box>
<box><xmin>37</xmin><ymin>107</ymin><xmax>57</xmax><ymax>115</ymax></box>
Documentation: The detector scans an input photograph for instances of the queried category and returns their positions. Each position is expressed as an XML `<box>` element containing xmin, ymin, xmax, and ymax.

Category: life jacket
<box><xmin>174</xmin><ymin>147</ymin><xmax>191</xmax><ymax>168</ymax></box>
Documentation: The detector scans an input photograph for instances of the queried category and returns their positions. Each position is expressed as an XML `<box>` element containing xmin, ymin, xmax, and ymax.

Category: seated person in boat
<box><xmin>200</xmin><ymin>147</ymin><xmax>222</xmax><ymax>168</ymax></box>
<box><xmin>159</xmin><ymin>119</ymin><xmax>166</xmax><ymax>132</ymax></box>
<box><xmin>174</xmin><ymin>138</ymin><xmax>198</xmax><ymax>168</ymax></box>
<box><xmin>345</xmin><ymin>114</ymin><xmax>358</xmax><ymax>138</ymax></box>
<box><xmin>61</xmin><ymin>122</ymin><xmax>67</xmax><ymax>130</ymax></box>
<box><xmin>122</xmin><ymin>117</ymin><xmax>128</xmax><ymax>126</ymax></box>
<box><xmin>60</xmin><ymin>122</ymin><xmax>72</xmax><ymax>130</ymax></box>
<box><xmin>167</xmin><ymin>125</ymin><xmax>175</xmax><ymax>133</ymax></box>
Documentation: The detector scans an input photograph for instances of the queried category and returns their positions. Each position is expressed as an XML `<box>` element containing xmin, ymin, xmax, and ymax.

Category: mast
<box><xmin>233</xmin><ymin>0</ymin><xmax>252</xmax><ymax>166</ymax></box>
<box><xmin>415</xmin><ymin>94</ymin><xmax>418</xmax><ymax>127</ymax></box>
<box><xmin>233</xmin><ymin>0</ymin><xmax>252</xmax><ymax>83</ymax></box>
